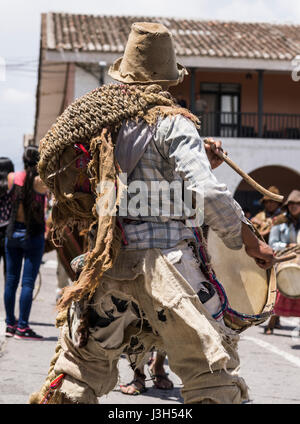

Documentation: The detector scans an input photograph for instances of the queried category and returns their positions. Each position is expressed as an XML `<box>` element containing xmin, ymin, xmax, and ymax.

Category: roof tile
<box><xmin>44</xmin><ymin>12</ymin><xmax>300</xmax><ymax>61</ymax></box>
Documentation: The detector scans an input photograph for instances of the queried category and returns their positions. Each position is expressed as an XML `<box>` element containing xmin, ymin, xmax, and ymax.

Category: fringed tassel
<box><xmin>40</xmin><ymin>374</ymin><xmax>66</xmax><ymax>404</ymax></box>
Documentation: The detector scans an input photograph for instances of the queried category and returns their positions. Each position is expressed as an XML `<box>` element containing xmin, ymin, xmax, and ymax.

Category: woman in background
<box><xmin>4</xmin><ymin>146</ymin><xmax>48</xmax><ymax>340</ymax></box>
<box><xmin>0</xmin><ymin>157</ymin><xmax>15</xmax><ymax>278</ymax></box>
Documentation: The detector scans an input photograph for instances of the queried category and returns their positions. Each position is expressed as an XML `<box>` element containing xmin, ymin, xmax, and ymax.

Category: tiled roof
<box><xmin>44</xmin><ymin>12</ymin><xmax>300</xmax><ymax>61</ymax></box>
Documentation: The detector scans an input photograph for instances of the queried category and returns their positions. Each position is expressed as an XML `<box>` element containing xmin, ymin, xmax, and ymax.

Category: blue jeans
<box><xmin>4</xmin><ymin>223</ymin><xmax>45</xmax><ymax>328</ymax></box>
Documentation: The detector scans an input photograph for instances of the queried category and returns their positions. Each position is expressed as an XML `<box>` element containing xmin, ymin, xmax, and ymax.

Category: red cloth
<box><xmin>13</xmin><ymin>170</ymin><xmax>26</xmax><ymax>186</ymax></box>
<box><xmin>274</xmin><ymin>291</ymin><xmax>300</xmax><ymax>317</ymax></box>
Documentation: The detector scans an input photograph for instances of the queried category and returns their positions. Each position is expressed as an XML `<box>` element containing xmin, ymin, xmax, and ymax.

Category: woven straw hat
<box><xmin>260</xmin><ymin>186</ymin><xmax>282</xmax><ymax>203</ymax></box>
<box><xmin>108</xmin><ymin>22</ymin><xmax>188</xmax><ymax>86</ymax></box>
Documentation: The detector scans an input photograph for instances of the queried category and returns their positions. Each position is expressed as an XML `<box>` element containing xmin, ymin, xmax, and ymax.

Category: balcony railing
<box><xmin>198</xmin><ymin>112</ymin><xmax>300</xmax><ymax>139</ymax></box>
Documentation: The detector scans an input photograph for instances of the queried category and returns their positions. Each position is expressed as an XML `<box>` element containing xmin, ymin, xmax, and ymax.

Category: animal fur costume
<box><xmin>30</xmin><ymin>22</ymin><xmax>249</xmax><ymax>404</ymax></box>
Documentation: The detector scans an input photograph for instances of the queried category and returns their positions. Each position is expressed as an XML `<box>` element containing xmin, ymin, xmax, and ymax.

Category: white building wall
<box><xmin>213</xmin><ymin>138</ymin><xmax>300</xmax><ymax>193</ymax></box>
<box><xmin>74</xmin><ymin>66</ymin><xmax>115</xmax><ymax>100</ymax></box>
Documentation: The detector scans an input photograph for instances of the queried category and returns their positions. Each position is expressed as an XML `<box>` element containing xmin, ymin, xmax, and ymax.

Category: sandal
<box><xmin>264</xmin><ymin>327</ymin><xmax>273</xmax><ymax>335</ymax></box>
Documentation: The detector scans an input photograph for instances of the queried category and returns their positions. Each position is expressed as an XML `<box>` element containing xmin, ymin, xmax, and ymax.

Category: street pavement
<box><xmin>0</xmin><ymin>250</ymin><xmax>300</xmax><ymax>405</ymax></box>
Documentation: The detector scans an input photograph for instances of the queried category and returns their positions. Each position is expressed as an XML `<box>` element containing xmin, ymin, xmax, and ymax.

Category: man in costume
<box><xmin>251</xmin><ymin>186</ymin><xmax>283</xmax><ymax>242</ymax></box>
<box><xmin>264</xmin><ymin>190</ymin><xmax>300</xmax><ymax>334</ymax></box>
<box><xmin>30</xmin><ymin>22</ymin><xmax>274</xmax><ymax>404</ymax></box>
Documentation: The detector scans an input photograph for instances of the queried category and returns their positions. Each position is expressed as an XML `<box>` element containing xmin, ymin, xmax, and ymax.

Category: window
<box><xmin>199</xmin><ymin>83</ymin><xmax>241</xmax><ymax>137</ymax></box>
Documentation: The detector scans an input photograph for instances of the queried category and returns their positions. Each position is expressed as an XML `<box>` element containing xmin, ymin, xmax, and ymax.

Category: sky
<box><xmin>1</xmin><ymin>0</ymin><xmax>300</xmax><ymax>170</ymax></box>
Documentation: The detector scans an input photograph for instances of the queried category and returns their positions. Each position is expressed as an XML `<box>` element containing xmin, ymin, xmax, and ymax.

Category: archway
<box><xmin>234</xmin><ymin>165</ymin><xmax>300</xmax><ymax>217</ymax></box>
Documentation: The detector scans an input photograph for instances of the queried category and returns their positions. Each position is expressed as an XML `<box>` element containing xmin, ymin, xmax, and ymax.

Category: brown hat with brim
<box><xmin>108</xmin><ymin>22</ymin><xmax>188</xmax><ymax>86</ymax></box>
<box><xmin>282</xmin><ymin>189</ymin><xmax>300</xmax><ymax>208</ymax></box>
<box><xmin>260</xmin><ymin>186</ymin><xmax>282</xmax><ymax>204</ymax></box>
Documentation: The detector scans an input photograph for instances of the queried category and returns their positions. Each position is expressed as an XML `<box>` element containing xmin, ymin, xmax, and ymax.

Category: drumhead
<box><xmin>207</xmin><ymin>228</ymin><xmax>269</xmax><ymax>315</ymax></box>
<box><xmin>277</xmin><ymin>264</ymin><xmax>300</xmax><ymax>299</ymax></box>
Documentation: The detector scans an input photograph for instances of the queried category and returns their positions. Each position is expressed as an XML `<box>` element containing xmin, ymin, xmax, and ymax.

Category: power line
<box><xmin>6</xmin><ymin>60</ymin><xmax>38</xmax><ymax>65</ymax></box>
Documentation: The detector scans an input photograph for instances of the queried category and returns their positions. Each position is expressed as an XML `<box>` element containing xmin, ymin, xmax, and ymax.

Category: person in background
<box><xmin>243</xmin><ymin>208</ymin><xmax>252</xmax><ymax>220</ymax></box>
<box><xmin>176</xmin><ymin>93</ymin><xmax>187</xmax><ymax>108</ymax></box>
<box><xmin>194</xmin><ymin>94</ymin><xmax>208</xmax><ymax>117</ymax></box>
<box><xmin>0</xmin><ymin>157</ymin><xmax>14</xmax><ymax>279</ymax></box>
<box><xmin>251</xmin><ymin>186</ymin><xmax>282</xmax><ymax>243</ymax></box>
<box><xmin>4</xmin><ymin>146</ymin><xmax>48</xmax><ymax>340</ymax></box>
<box><xmin>264</xmin><ymin>190</ymin><xmax>300</xmax><ymax>335</ymax></box>
<box><xmin>251</xmin><ymin>186</ymin><xmax>283</xmax><ymax>332</ymax></box>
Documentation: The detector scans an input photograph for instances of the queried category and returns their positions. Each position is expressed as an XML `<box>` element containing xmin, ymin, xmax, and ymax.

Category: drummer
<box><xmin>251</xmin><ymin>186</ymin><xmax>283</xmax><ymax>242</ymax></box>
<box><xmin>264</xmin><ymin>189</ymin><xmax>300</xmax><ymax>335</ymax></box>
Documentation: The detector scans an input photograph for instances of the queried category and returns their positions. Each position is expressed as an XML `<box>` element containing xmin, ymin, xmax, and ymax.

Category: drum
<box><xmin>206</xmin><ymin>228</ymin><xmax>277</xmax><ymax>332</ymax></box>
<box><xmin>275</xmin><ymin>248</ymin><xmax>300</xmax><ymax>299</ymax></box>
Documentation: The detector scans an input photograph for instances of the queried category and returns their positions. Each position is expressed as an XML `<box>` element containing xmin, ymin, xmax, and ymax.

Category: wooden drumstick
<box><xmin>204</xmin><ymin>138</ymin><xmax>284</xmax><ymax>203</ymax></box>
<box><xmin>273</xmin><ymin>253</ymin><xmax>297</xmax><ymax>263</ymax></box>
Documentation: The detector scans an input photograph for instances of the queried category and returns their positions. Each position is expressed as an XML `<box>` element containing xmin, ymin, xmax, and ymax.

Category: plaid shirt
<box><xmin>116</xmin><ymin>115</ymin><xmax>247</xmax><ymax>250</ymax></box>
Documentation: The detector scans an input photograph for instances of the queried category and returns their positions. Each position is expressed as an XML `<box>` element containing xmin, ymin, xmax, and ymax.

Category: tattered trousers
<box><xmin>52</xmin><ymin>241</ymin><xmax>249</xmax><ymax>404</ymax></box>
